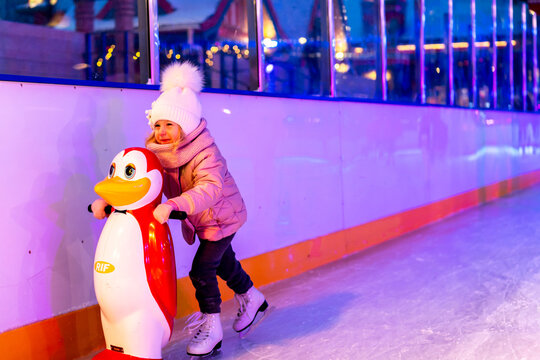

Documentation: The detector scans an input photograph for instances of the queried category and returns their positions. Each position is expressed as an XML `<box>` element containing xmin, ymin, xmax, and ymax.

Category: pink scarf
<box><xmin>146</xmin><ymin>119</ymin><xmax>215</xmax><ymax>169</ymax></box>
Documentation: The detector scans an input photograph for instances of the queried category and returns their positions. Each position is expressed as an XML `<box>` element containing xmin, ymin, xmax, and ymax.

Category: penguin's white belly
<box><xmin>94</xmin><ymin>212</ymin><xmax>169</xmax><ymax>357</ymax></box>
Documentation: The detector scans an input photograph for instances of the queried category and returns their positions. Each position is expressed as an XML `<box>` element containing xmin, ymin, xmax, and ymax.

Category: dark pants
<box><xmin>189</xmin><ymin>233</ymin><xmax>253</xmax><ymax>314</ymax></box>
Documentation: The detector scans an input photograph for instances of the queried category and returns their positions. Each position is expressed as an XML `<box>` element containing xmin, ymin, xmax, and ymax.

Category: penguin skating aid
<box><xmin>92</xmin><ymin>148</ymin><xmax>177</xmax><ymax>360</ymax></box>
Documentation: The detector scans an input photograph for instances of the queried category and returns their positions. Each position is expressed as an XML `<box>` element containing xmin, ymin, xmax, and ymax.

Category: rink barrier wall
<box><xmin>2</xmin><ymin>169</ymin><xmax>540</xmax><ymax>360</ymax></box>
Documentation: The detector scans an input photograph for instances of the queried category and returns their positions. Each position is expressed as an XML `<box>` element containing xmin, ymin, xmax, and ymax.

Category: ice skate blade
<box><xmin>236</xmin><ymin>300</ymin><xmax>268</xmax><ymax>333</ymax></box>
<box><xmin>187</xmin><ymin>340</ymin><xmax>222</xmax><ymax>359</ymax></box>
<box><xmin>238</xmin><ymin>305</ymin><xmax>275</xmax><ymax>339</ymax></box>
<box><xmin>189</xmin><ymin>348</ymin><xmax>221</xmax><ymax>360</ymax></box>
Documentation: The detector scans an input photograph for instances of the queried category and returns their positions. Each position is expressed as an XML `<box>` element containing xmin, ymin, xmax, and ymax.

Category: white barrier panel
<box><xmin>1</xmin><ymin>80</ymin><xmax>540</xmax><ymax>333</ymax></box>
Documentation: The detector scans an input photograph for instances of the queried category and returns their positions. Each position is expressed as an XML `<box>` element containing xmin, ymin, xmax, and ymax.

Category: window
<box><xmin>476</xmin><ymin>0</ymin><xmax>495</xmax><ymax>109</ymax></box>
<box><xmin>385</xmin><ymin>0</ymin><xmax>418</xmax><ymax>103</ymax></box>
<box><xmin>453</xmin><ymin>0</ymin><xmax>473</xmax><ymax>107</ymax></box>
<box><xmin>425</xmin><ymin>1</ymin><xmax>450</xmax><ymax>105</ymax></box>
<box><xmin>261</xmin><ymin>0</ymin><xmax>325</xmax><ymax>95</ymax></box>
<box><xmin>334</xmin><ymin>0</ymin><xmax>379</xmax><ymax>100</ymax></box>
<box><xmin>496</xmin><ymin>0</ymin><xmax>513</xmax><ymax>110</ymax></box>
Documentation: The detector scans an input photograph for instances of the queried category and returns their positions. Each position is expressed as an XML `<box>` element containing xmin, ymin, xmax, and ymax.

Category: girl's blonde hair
<box><xmin>145</xmin><ymin>123</ymin><xmax>185</xmax><ymax>152</ymax></box>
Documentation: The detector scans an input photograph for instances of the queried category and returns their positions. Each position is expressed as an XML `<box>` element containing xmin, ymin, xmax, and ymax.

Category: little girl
<box><xmin>92</xmin><ymin>62</ymin><xmax>267</xmax><ymax>357</ymax></box>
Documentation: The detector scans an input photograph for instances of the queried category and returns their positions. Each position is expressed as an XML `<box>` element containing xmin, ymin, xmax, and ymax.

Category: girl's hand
<box><xmin>91</xmin><ymin>198</ymin><xmax>109</xmax><ymax>219</ymax></box>
<box><xmin>153</xmin><ymin>203</ymin><xmax>174</xmax><ymax>224</ymax></box>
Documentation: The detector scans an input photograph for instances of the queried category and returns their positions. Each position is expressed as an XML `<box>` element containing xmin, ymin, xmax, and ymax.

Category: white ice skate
<box><xmin>233</xmin><ymin>286</ymin><xmax>271</xmax><ymax>338</ymax></box>
<box><xmin>185</xmin><ymin>312</ymin><xmax>223</xmax><ymax>358</ymax></box>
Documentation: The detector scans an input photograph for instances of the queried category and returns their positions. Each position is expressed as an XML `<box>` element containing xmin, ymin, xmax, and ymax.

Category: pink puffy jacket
<box><xmin>155</xmin><ymin>122</ymin><xmax>247</xmax><ymax>244</ymax></box>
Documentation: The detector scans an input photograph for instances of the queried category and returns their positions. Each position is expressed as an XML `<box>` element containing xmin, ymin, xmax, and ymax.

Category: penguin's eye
<box><xmin>108</xmin><ymin>163</ymin><xmax>116</xmax><ymax>178</ymax></box>
<box><xmin>124</xmin><ymin>164</ymin><xmax>136</xmax><ymax>179</ymax></box>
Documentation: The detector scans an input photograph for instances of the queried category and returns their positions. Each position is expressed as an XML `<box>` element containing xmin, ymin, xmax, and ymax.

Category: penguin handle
<box><xmin>87</xmin><ymin>204</ymin><xmax>186</xmax><ymax>220</ymax></box>
<box><xmin>170</xmin><ymin>210</ymin><xmax>187</xmax><ymax>220</ymax></box>
<box><xmin>87</xmin><ymin>204</ymin><xmax>113</xmax><ymax>214</ymax></box>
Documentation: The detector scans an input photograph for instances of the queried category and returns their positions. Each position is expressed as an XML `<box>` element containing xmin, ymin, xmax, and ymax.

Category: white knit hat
<box><xmin>146</xmin><ymin>62</ymin><xmax>204</xmax><ymax>136</ymax></box>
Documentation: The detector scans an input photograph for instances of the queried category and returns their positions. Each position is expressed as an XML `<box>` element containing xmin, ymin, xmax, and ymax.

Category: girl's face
<box><xmin>154</xmin><ymin>120</ymin><xmax>182</xmax><ymax>144</ymax></box>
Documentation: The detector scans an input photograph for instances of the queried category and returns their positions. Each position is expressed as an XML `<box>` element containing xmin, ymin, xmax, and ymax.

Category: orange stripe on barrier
<box><xmin>4</xmin><ymin>170</ymin><xmax>540</xmax><ymax>359</ymax></box>
<box><xmin>0</xmin><ymin>305</ymin><xmax>103</xmax><ymax>360</ymax></box>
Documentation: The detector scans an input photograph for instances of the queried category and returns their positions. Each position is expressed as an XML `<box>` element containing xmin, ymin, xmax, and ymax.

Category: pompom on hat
<box><xmin>146</xmin><ymin>62</ymin><xmax>204</xmax><ymax>136</ymax></box>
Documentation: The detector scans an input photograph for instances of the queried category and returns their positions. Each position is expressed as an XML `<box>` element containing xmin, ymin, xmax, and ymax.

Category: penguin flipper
<box><xmin>144</xmin><ymin>220</ymin><xmax>177</xmax><ymax>332</ymax></box>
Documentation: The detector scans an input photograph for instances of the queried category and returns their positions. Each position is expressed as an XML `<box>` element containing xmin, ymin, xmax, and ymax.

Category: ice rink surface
<box><xmin>85</xmin><ymin>184</ymin><xmax>540</xmax><ymax>360</ymax></box>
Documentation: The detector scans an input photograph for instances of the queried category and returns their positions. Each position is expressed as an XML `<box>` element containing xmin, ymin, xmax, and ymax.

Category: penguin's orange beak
<box><xmin>94</xmin><ymin>176</ymin><xmax>151</xmax><ymax>207</ymax></box>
